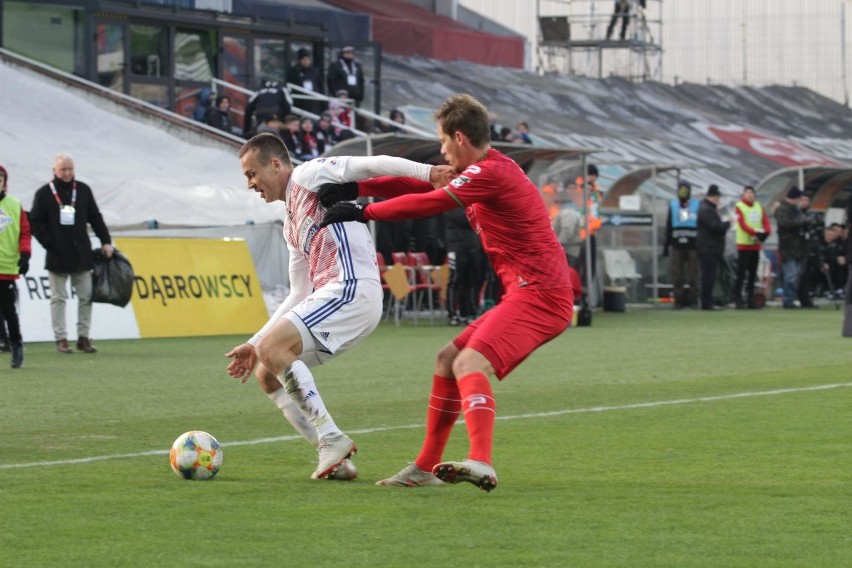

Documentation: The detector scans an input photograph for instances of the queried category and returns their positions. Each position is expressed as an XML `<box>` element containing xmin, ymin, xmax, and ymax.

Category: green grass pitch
<box><xmin>1</xmin><ymin>307</ymin><xmax>851</xmax><ymax>567</ymax></box>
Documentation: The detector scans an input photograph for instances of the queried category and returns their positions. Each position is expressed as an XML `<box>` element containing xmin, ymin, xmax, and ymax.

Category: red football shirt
<box><xmin>361</xmin><ymin>148</ymin><xmax>571</xmax><ymax>296</ymax></box>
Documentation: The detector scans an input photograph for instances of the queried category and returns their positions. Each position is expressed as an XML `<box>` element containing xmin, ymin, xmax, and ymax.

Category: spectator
<box><xmin>541</xmin><ymin>176</ymin><xmax>560</xmax><ymax>220</ymax></box>
<box><xmin>733</xmin><ymin>185</ymin><xmax>770</xmax><ymax>309</ymax></box>
<box><xmin>328</xmin><ymin>91</ymin><xmax>353</xmax><ymax>128</ymax></box>
<box><xmin>499</xmin><ymin>126</ymin><xmax>517</xmax><ymax>143</ymax></box>
<box><xmin>255</xmin><ymin>115</ymin><xmax>283</xmax><ymax>139</ymax></box>
<box><xmin>279</xmin><ymin>114</ymin><xmax>302</xmax><ymax>157</ymax></box>
<box><xmin>576</xmin><ymin>164</ymin><xmax>603</xmax><ymax>292</ymax></box>
<box><xmin>0</xmin><ymin>164</ymin><xmax>31</xmax><ymax>368</ymax></box>
<box><xmin>29</xmin><ymin>153</ymin><xmax>114</xmax><ymax>354</ymax></box>
<box><xmin>814</xmin><ymin>223</ymin><xmax>844</xmax><ymax>301</ymax></box>
<box><xmin>775</xmin><ymin>186</ymin><xmax>814</xmax><ymax>309</ymax></box>
<box><xmin>488</xmin><ymin>113</ymin><xmax>502</xmax><ymax>142</ymax></box>
<box><xmin>326</xmin><ymin>46</ymin><xmax>365</xmax><ymax>108</ymax></box>
<box><xmin>192</xmin><ymin>87</ymin><xmax>215</xmax><ymax>123</ymax></box>
<box><xmin>315</xmin><ymin>112</ymin><xmax>339</xmax><ymax>150</ymax></box>
<box><xmin>843</xmin><ymin>202</ymin><xmax>852</xmax><ymax>336</ymax></box>
<box><xmin>444</xmin><ymin>207</ymin><xmax>484</xmax><ymax>326</ymax></box>
<box><xmin>664</xmin><ymin>180</ymin><xmax>701</xmax><ymax>309</ymax></box>
<box><xmin>288</xmin><ymin>48</ymin><xmax>324</xmax><ymax>116</ymax></box>
<box><xmin>552</xmin><ymin>192</ymin><xmax>583</xmax><ymax>270</ymax></box>
<box><xmin>696</xmin><ymin>184</ymin><xmax>730</xmax><ymax>310</ymax></box>
<box><xmin>836</xmin><ymin>222</ymin><xmax>849</xmax><ymax>295</ymax></box>
<box><xmin>243</xmin><ymin>80</ymin><xmax>293</xmax><ymax>138</ymax></box>
<box><xmin>516</xmin><ymin>121</ymin><xmax>533</xmax><ymax>144</ymax></box>
<box><xmin>297</xmin><ymin>117</ymin><xmax>323</xmax><ymax>160</ymax></box>
<box><xmin>205</xmin><ymin>95</ymin><xmax>239</xmax><ymax>135</ymax></box>
<box><xmin>382</xmin><ymin>108</ymin><xmax>406</xmax><ymax>133</ymax></box>
<box><xmin>0</xmin><ymin>307</ymin><xmax>8</xmax><ymax>353</ymax></box>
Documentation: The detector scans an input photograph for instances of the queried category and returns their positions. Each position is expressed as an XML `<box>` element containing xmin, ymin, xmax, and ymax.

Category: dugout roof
<box><xmin>755</xmin><ymin>165</ymin><xmax>852</xmax><ymax>211</ymax></box>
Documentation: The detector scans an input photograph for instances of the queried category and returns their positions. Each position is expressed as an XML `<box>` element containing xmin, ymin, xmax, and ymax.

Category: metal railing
<box><xmin>211</xmin><ymin>77</ymin><xmax>437</xmax><ymax>140</ymax></box>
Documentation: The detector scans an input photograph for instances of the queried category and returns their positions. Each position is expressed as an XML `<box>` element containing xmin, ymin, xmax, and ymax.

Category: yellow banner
<box><xmin>115</xmin><ymin>237</ymin><xmax>268</xmax><ymax>338</ymax></box>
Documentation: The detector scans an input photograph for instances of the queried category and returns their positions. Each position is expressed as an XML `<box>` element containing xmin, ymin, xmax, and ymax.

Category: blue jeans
<box><xmin>782</xmin><ymin>259</ymin><xmax>801</xmax><ymax>306</ymax></box>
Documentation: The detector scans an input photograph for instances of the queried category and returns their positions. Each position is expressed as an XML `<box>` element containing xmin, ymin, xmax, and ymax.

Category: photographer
<box><xmin>811</xmin><ymin>223</ymin><xmax>845</xmax><ymax>299</ymax></box>
<box><xmin>774</xmin><ymin>187</ymin><xmax>814</xmax><ymax>309</ymax></box>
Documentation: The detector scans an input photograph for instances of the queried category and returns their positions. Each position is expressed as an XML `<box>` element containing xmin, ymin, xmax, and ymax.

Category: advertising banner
<box><xmin>17</xmin><ymin>237</ymin><xmax>268</xmax><ymax>342</ymax></box>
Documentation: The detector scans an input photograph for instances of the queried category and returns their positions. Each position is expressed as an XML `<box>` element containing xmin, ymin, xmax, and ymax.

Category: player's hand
<box><xmin>17</xmin><ymin>252</ymin><xmax>30</xmax><ymax>276</ymax></box>
<box><xmin>429</xmin><ymin>165</ymin><xmax>457</xmax><ymax>188</ymax></box>
<box><xmin>225</xmin><ymin>343</ymin><xmax>258</xmax><ymax>383</ymax></box>
<box><xmin>319</xmin><ymin>202</ymin><xmax>366</xmax><ymax>227</ymax></box>
<box><xmin>318</xmin><ymin>182</ymin><xmax>359</xmax><ymax>208</ymax></box>
<box><xmin>102</xmin><ymin>244</ymin><xmax>115</xmax><ymax>258</ymax></box>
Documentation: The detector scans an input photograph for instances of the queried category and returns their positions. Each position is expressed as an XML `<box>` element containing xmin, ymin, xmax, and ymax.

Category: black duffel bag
<box><xmin>91</xmin><ymin>248</ymin><xmax>134</xmax><ymax>307</ymax></box>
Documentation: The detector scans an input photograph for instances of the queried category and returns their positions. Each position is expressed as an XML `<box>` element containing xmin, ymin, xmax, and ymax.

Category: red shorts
<box><xmin>453</xmin><ymin>287</ymin><xmax>573</xmax><ymax>380</ymax></box>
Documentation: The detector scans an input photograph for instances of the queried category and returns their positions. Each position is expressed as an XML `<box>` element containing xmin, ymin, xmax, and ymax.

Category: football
<box><xmin>169</xmin><ymin>431</ymin><xmax>223</xmax><ymax>480</ymax></box>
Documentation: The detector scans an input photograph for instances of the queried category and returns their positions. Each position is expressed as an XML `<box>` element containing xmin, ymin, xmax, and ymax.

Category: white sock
<box><xmin>278</xmin><ymin>360</ymin><xmax>341</xmax><ymax>439</ymax></box>
<box><xmin>267</xmin><ymin>387</ymin><xmax>318</xmax><ymax>448</ymax></box>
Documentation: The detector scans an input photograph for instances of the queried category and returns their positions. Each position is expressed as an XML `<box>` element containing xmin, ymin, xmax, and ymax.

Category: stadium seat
<box><xmin>603</xmin><ymin>249</ymin><xmax>642</xmax><ymax>300</ymax></box>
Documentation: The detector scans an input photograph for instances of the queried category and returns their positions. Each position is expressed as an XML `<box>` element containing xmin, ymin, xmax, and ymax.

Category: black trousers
<box><xmin>734</xmin><ymin>249</ymin><xmax>760</xmax><ymax>302</ymax></box>
<box><xmin>0</xmin><ymin>280</ymin><xmax>22</xmax><ymax>345</ymax></box>
<box><xmin>698</xmin><ymin>254</ymin><xmax>721</xmax><ymax>308</ymax></box>
<box><xmin>447</xmin><ymin>248</ymin><xmax>484</xmax><ymax>319</ymax></box>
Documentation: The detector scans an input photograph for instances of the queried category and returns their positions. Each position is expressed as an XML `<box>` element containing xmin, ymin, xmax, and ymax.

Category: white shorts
<box><xmin>284</xmin><ymin>278</ymin><xmax>383</xmax><ymax>367</ymax></box>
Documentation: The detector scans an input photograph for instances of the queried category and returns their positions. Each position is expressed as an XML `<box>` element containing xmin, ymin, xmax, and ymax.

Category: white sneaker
<box><xmin>311</xmin><ymin>433</ymin><xmax>356</xmax><ymax>479</ymax></box>
<box><xmin>376</xmin><ymin>463</ymin><xmax>444</xmax><ymax>487</ymax></box>
<box><xmin>326</xmin><ymin>459</ymin><xmax>357</xmax><ymax>481</ymax></box>
<box><xmin>432</xmin><ymin>459</ymin><xmax>497</xmax><ymax>492</ymax></box>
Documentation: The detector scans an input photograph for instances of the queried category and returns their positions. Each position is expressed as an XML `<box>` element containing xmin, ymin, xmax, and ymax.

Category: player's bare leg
<box><xmin>256</xmin><ymin>319</ymin><xmax>356</xmax><ymax>480</ymax></box>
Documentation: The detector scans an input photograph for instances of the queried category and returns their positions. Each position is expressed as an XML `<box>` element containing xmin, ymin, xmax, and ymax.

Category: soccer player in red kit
<box><xmin>319</xmin><ymin>94</ymin><xmax>574</xmax><ymax>491</ymax></box>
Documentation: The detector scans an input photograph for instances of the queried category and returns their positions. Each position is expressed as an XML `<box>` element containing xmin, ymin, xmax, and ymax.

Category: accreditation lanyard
<box><xmin>50</xmin><ymin>181</ymin><xmax>77</xmax><ymax>225</ymax></box>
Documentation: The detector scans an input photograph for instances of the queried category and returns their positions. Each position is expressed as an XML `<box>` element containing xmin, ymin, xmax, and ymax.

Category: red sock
<box><xmin>414</xmin><ymin>375</ymin><xmax>461</xmax><ymax>471</ymax></box>
<box><xmin>457</xmin><ymin>372</ymin><xmax>495</xmax><ymax>465</ymax></box>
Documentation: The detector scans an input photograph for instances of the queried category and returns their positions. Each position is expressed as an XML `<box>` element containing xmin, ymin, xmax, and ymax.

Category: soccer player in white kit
<box><xmin>225</xmin><ymin>133</ymin><xmax>451</xmax><ymax>480</ymax></box>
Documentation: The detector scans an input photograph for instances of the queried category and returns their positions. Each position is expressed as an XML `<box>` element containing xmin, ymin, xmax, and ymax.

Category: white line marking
<box><xmin>2</xmin><ymin>382</ymin><xmax>850</xmax><ymax>470</ymax></box>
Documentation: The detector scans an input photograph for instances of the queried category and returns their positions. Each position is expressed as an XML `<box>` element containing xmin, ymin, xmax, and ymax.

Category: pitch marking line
<box><xmin>2</xmin><ymin>382</ymin><xmax>850</xmax><ymax>470</ymax></box>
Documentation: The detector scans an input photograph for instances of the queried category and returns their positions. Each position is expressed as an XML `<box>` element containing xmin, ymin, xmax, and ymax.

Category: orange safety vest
<box><xmin>575</xmin><ymin>176</ymin><xmax>603</xmax><ymax>239</ymax></box>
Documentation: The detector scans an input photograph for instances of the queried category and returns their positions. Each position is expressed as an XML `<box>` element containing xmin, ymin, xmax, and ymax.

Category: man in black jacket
<box><xmin>326</xmin><ymin>46</ymin><xmax>364</xmax><ymax>108</ymax></box>
<box><xmin>775</xmin><ymin>186</ymin><xmax>813</xmax><ymax>308</ymax></box>
<box><xmin>288</xmin><ymin>48</ymin><xmax>324</xmax><ymax>116</ymax></box>
<box><xmin>696</xmin><ymin>185</ymin><xmax>730</xmax><ymax>310</ymax></box>
<box><xmin>243</xmin><ymin>81</ymin><xmax>293</xmax><ymax>138</ymax></box>
<box><xmin>30</xmin><ymin>153</ymin><xmax>113</xmax><ymax>354</ymax></box>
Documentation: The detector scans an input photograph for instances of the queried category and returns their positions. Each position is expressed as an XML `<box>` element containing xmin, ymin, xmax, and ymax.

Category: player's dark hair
<box><xmin>240</xmin><ymin>133</ymin><xmax>292</xmax><ymax>167</ymax></box>
<box><xmin>434</xmin><ymin>94</ymin><xmax>491</xmax><ymax>148</ymax></box>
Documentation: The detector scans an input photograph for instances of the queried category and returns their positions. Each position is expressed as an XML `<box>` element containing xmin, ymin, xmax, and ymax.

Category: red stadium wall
<box><xmin>326</xmin><ymin>0</ymin><xmax>524</xmax><ymax>69</ymax></box>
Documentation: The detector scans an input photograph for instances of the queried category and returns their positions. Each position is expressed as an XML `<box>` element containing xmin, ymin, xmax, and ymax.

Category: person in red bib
<box><xmin>319</xmin><ymin>94</ymin><xmax>574</xmax><ymax>492</ymax></box>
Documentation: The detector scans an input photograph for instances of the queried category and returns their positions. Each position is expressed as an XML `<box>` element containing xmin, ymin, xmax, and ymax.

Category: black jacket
<box><xmin>326</xmin><ymin>57</ymin><xmax>364</xmax><ymax>104</ymax></box>
<box><xmin>30</xmin><ymin>177</ymin><xmax>111</xmax><ymax>273</ymax></box>
<box><xmin>244</xmin><ymin>82</ymin><xmax>292</xmax><ymax>137</ymax></box>
<box><xmin>775</xmin><ymin>200</ymin><xmax>811</xmax><ymax>261</ymax></box>
<box><xmin>696</xmin><ymin>198</ymin><xmax>730</xmax><ymax>257</ymax></box>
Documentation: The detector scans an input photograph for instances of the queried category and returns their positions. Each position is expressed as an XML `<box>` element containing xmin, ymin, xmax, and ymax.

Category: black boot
<box><xmin>11</xmin><ymin>342</ymin><xmax>23</xmax><ymax>368</ymax></box>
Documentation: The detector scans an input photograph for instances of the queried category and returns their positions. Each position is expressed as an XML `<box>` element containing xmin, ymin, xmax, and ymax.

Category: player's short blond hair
<box><xmin>434</xmin><ymin>94</ymin><xmax>491</xmax><ymax>148</ymax></box>
<box><xmin>240</xmin><ymin>133</ymin><xmax>293</xmax><ymax>168</ymax></box>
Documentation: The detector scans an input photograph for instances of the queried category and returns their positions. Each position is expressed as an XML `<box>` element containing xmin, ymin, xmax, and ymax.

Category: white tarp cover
<box><xmin>0</xmin><ymin>59</ymin><xmax>286</xmax><ymax>228</ymax></box>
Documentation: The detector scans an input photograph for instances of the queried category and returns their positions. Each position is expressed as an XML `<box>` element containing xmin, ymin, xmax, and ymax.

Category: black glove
<box><xmin>18</xmin><ymin>252</ymin><xmax>30</xmax><ymax>276</ymax></box>
<box><xmin>317</xmin><ymin>182</ymin><xmax>359</xmax><ymax>208</ymax></box>
<box><xmin>319</xmin><ymin>202</ymin><xmax>366</xmax><ymax>227</ymax></box>
<box><xmin>756</xmin><ymin>231</ymin><xmax>768</xmax><ymax>243</ymax></box>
